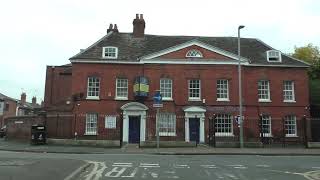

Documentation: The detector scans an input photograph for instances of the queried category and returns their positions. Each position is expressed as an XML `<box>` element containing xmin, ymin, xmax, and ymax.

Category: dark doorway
<box><xmin>129</xmin><ymin>116</ymin><xmax>140</xmax><ymax>143</ymax></box>
<box><xmin>189</xmin><ymin>118</ymin><xmax>200</xmax><ymax>143</ymax></box>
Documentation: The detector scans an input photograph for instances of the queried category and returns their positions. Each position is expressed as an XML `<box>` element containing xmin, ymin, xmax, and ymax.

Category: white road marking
<box><xmin>174</xmin><ymin>164</ymin><xmax>190</xmax><ymax>168</ymax></box>
<box><xmin>121</xmin><ymin>167</ymin><xmax>139</xmax><ymax>178</ymax></box>
<box><xmin>105</xmin><ymin>167</ymin><xmax>127</xmax><ymax>177</ymax></box>
<box><xmin>112</xmin><ymin>164</ymin><xmax>132</xmax><ymax>167</ymax></box>
<box><xmin>84</xmin><ymin>161</ymin><xmax>108</xmax><ymax>180</ymax></box>
<box><xmin>201</xmin><ymin>164</ymin><xmax>217</xmax><ymax>169</ymax></box>
<box><xmin>64</xmin><ymin>162</ymin><xmax>90</xmax><ymax>180</ymax></box>
<box><xmin>267</xmin><ymin>169</ymin><xmax>320</xmax><ymax>180</ymax></box>
<box><xmin>227</xmin><ymin>165</ymin><xmax>244</xmax><ymax>167</ymax></box>
<box><xmin>256</xmin><ymin>164</ymin><xmax>270</xmax><ymax>168</ymax></box>
<box><xmin>234</xmin><ymin>166</ymin><xmax>248</xmax><ymax>169</ymax></box>
<box><xmin>139</xmin><ymin>163</ymin><xmax>160</xmax><ymax>168</ymax></box>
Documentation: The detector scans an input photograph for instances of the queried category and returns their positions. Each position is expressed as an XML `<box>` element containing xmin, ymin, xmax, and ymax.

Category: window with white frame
<box><xmin>186</xmin><ymin>49</ymin><xmax>203</xmax><ymax>58</ymax></box>
<box><xmin>283</xmin><ymin>81</ymin><xmax>295</xmax><ymax>102</ymax></box>
<box><xmin>0</xmin><ymin>101</ymin><xmax>3</xmax><ymax>115</ymax></box>
<box><xmin>158</xmin><ymin>113</ymin><xmax>176</xmax><ymax>136</ymax></box>
<box><xmin>215</xmin><ymin>114</ymin><xmax>233</xmax><ymax>136</ymax></box>
<box><xmin>266</xmin><ymin>50</ymin><xmax>281</xmax><ymax>62</ymax></box>
<box><xmin>217</xmin><ymin>79</ymin><xmax>229</xmax><ymax>101</ymax></box>
<box><xmin>261</xmin><ymin>115</ymin><xmax>272</xmax><ymax>137</ymax></box>
<box><xmin>87</xmin><ymin>77</ymin><xmax>100</xmax><ymax>99</ymax></box>
<box><xmin>116</xmin><ymin>78</ymin><xmax>128</xmax><ymax>99</ymax></box>
<box><xmin>285</xmin><ymin>115</ymin><xmax>297</xmax><ymax>136</ymax></box>
<box><xmin>160</xmin><ymin>78</ymin><xmax>172</xmax><ymax>100</ymax></box>
<box><xmin>188</xmin><ymin>79</ymin><xmax>201</xmax><ymax>100</ymax></box>
<box><xmin>105</xmin><ymin>116</ymin><xmax>116</xmax><ymax>129</ymax></box>
<box><xmin>85</xmin><ymin>113</ymin><xmax>98</xmax><ymax>135</ymax></box>
<box><xmin>258</xmin><ymin>80</ymin><xmax>270</xmax><ymax>101</ymax></box>
<box><xmin>102</xmin><ymin>46</ymin><xmax>118</xmax><ymax>59</ymax></box>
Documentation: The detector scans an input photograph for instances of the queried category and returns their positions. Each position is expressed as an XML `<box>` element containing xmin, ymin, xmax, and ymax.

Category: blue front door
<box><xmin>129</xmin><ymin>116</ymin><xmax>140</xmax><ymax>143</ymax></box>
<box><xmin>189</xmin><ymin>118</ymin><xmax>200</xmax><ymax>143</ymax></box>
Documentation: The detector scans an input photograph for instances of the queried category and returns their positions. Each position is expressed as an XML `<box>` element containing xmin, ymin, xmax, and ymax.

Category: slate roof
<box><xmin>0</xmin><ymin>93</ymin><xmax>41</xmax><ymax>109</ymax></box>
<box><xmin>70</xmin><ymin>32</ymin><xmax>309</xmax><ymax>67</ymax></box>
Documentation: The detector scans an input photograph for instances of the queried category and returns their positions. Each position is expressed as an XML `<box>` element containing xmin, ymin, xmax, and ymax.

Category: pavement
<box><xmin>1</xmin><ymin>138</ymin><xmax>320</xmax><ymax>155</ymax></box>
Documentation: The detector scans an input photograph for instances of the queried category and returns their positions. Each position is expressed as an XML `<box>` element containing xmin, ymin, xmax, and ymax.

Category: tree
<box><xmin>292</xmin><ymin>43</ymin><xmax>320</xmax><ymax>79</ymax></box>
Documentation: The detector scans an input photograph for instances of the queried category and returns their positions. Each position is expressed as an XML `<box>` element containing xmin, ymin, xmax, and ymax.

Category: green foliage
<box><xmin>310</xmin><ymin>79</ymin><xmax>320</xmax><ymax>105</ymax></box>
<box><xmin>292</xmin><ymin>43</ymin><xmax>320</xmax><ymax>79</ymax></box>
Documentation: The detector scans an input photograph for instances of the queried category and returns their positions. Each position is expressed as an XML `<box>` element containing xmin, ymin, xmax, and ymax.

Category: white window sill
<box><xmin>283</xmin><ymin>100</ymin><xmax>296</xmax><ymax>103</ymax></box>
<box><xmin>115</xmin><ymin>97</ymin><xmax>128</xmax><ymax>101</ymax></box>
<box><xmin>102</xmin><ymin>57</ymin><xmax>117</xmax><ymax>59</ymax></box>
<box><xmin>162</xmin><ymin>98</ymin><xmax>173</xmax><ymax>101</ymax></box>
<box><xmin>258</xmin><ymin>99</ymin><xmax>272</xmax><ymax>103</ymax></box>
<box><xmin>159</xmin><ymin>132</ymin><xmax>176</xmax><ymax>136</ymax></box>
<box><xmin>84</xmin><ymin>133</ymin><xmax>98</xmax><ymax>136</ymax></box>
<box><xmin>285</xmin><ymin>135</ymin><xmax>298</xmax><ymax>137</ymax></box>
<box><xmin>217</xmin><ymin>98</ymin><xmax>230</xmax><ymax>102</ymax></box>
<box><xmin>86</xmin><ymin>97</ymin><xmax>100</xmax><ymax>100</ymax></box>
<box><xmin>260</xmin><ymin>134</ymin><xmax>272</xmax><ymax>137</ymax></box>
<box><xmin>188</xmin><ymin>98</ymin><xmax>201</xmax><ymax>101</ymax></box>
<box><xmin>215</xmin><ymin>133</ymin><xmax>234</xmax><ymax>137</ymax></box>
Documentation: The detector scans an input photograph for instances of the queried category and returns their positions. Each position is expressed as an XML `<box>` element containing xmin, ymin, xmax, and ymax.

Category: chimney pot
<box><xmin>32</xmin><ymin>96</ymin><xmax>37</xmax><ymax>105</ymax></box>
<box><xmin>107</xmin><ymin>23</ymin><xmax>113</xmax><ymax>33</ymax></box>
<box><xmin>21</xmin><ymin>93</ymin><xmax>26</xmax><ymax>104</ymax></box>
<box><xmin>133</xmin><ymin>14</ymin><xmax>145</xmax><ymax>38</ymax></box>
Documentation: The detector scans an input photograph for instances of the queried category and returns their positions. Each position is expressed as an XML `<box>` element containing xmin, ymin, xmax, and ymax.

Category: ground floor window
<box><xmin>215</xmin><ymin>114</ymin><xmax>233</xmax><ymax>136</ymax></box>
<box><xmin>261</xmin><ymin>115</ymin><xmax>272</xmax><ymax>137</ymax></box>
<box><xmin>86</xmin><ymin>113</ymin><xmax>98</xmax><ymax>135</ymax></box>
<box><xmin>285</xmin><ymin>115</ymin><xmax>297</xmax><ymax>136</ymax></box>
<box><xmin>158</xmin><ymin>113</ymin><xmax>176</xmax><ymax>136</ymax></box>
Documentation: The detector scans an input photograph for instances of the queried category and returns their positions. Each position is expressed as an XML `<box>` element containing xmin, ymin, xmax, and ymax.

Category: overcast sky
<box><xmin>0</xmin><ymin>0</ymin><xmax>319</xmax><ymax>103</ymax></box>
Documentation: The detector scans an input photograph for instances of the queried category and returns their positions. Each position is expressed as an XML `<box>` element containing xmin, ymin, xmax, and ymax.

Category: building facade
<box><xmin>0</xmin><ymin>93</ymin><xmax>41</xmax><ymax>127</ymax></box>
<box><xmin>44</xmin><ymin>14</ymin><xmax>310</xmax><ymax>145</ymax></box>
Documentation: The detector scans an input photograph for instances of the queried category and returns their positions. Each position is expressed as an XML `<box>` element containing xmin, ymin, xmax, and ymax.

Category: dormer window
<box><xmin>186</xmin><ymin>49</ymin><xmax>203</xmax><ymax>58</ymax></box>
<box><xmin>267</xmin><ymin>50</ymin><xmax>281</xmax><ymax>62</ymax></box>
<box><xmin>103</xmin><ymin>46</ymin><xmax>118</xmax><ymax>59</ymax></box>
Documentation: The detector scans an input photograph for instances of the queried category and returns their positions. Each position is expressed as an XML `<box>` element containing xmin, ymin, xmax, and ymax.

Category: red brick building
<box><xmin>44</xmin><ymin>14</ymin><xmax>310</xmax><ymax>145</ymax></box>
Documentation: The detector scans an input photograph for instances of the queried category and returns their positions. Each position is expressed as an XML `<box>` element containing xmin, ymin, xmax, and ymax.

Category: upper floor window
<box><xmin>283</xmin><ymin>81</ymin><xmax>295</xmax><ymax>102</ymax></box>
<box><xmin>160</xmin><ymin>78</ymin><xmax>172</xmax><ymax>100</ymax></box>
<box><xmin>188</xmin><ymin>79</ymin><xmax>201</xmax><ymax>100</ymax></box>
<box><xmin>103</xmin><ymin>46</ymin><xmax>118</xmax><ymax>59</ymax></box>
<box><xmin>217</xmin><ymin>79</ymin><xmax>229</xmax><ymax>101</ymax></box>
<box><xmin>266</xmin><ymin>50</ymin><xmax>281</xmax><ymax>62</ymax></box>
<box><xmin>258</xmin><ymin>80</ymin><xmax>270</xmax><ymax>102</ymax></box>
<box><xmin>116</xmin><ymin>78</ymin><xmax>128</xmax><ymax>100</ymax></box>
<box><xmin>87</xmin><ymin>77</ymin><xmax>100</xmax><ymax>99</ymax></box>
<box><xmin>186</xmin><ymin>49</ymin><xmax>203</xmax><ymax>58</ymax></box>
<box><xmin>0</xmin><ymin>101</ymin><xmax>3</xmax><ymax>115</ymax></box>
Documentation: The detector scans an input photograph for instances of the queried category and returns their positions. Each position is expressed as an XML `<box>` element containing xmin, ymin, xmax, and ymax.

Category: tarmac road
<box><xmin>0</xmin><ymin>150</ymin><xmax>320</xmax><ymax>180</ymax></box>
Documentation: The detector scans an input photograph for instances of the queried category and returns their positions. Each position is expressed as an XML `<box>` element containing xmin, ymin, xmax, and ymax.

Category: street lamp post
<box><xmin>238</xmin><ymin>25</ymin><xmax>245</xmax><ymax>148</ymax></box>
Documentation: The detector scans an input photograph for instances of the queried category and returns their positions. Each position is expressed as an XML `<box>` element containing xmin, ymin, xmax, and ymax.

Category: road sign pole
<box><xmin>156</xmin><ymin>108</ymin><xmax>160</xmax><ymax>149</ymax></box>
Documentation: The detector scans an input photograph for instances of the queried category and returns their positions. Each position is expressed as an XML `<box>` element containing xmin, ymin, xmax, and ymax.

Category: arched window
<box><xmin>186</xmin><ymin>49</ymin><xmax>203</xmax><ymax>58</ymax></box>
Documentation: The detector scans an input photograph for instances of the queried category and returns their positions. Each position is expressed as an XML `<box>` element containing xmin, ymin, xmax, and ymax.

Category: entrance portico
<box><xmin>121</xmin><ymin>102</ymin><xmax>148</xmax><ymax>143</ymax></box>
<box><xmin>183</xmin><ymin>106</ymin><xmax>206</xmax><ymax>143</ymax></box>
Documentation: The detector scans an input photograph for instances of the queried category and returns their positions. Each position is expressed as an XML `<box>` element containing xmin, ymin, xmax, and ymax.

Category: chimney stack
<box><xmin>32</xmin><ymin>96</ymin><xmax>37</xmax><ymax>105</ymax></box>
<box><xmin>107</xmin><ymin>23</ymin><xmax>119</xmax><ymax>33</ymax></box>
<box><xmin>133</xmin><ymin>14</ymin><xmax>145</xmax><ymax>38</ymax></box>
<box><xmin>21</xmin><ymin>93</ymin><xmax>26</xmax><ymax>104</ymax></box>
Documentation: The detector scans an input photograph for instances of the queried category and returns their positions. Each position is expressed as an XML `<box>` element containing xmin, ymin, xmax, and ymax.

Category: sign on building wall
<box><xmin>105</xmin><ymin>116</ymin><xmax>116</xmax><ymax>129</ymax></box>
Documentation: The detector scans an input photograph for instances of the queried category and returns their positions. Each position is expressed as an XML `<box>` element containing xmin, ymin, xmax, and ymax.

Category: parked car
<box><xmin>0</xmin><ymin>125</ymin><xmax>6</xmax><ymax>138</ymax></box>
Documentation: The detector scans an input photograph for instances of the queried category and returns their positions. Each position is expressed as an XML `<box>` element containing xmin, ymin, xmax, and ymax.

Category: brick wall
<box><xmin>44</xmin><ymin>65</ymin><xmax>72</xmax><ymax>108</ymax></box>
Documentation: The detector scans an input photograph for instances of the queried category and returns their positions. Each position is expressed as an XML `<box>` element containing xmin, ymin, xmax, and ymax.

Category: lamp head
<box><xmin>238</xmin><ymin>25</ymin><xmax>245</xmax><ymax>30</ymax></box>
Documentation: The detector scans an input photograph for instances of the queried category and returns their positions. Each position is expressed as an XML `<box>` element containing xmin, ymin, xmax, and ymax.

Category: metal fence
<box><xmin>208</xmin><ymin>115</ymin><xmax>308</xmax><ymax>148</ymax></box>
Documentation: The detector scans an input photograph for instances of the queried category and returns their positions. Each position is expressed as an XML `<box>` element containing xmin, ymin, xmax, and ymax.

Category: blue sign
<box><xmin>153</xmin><ymin>91</ymin><xmax>163</xmax><ymax>108</ymax></box>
